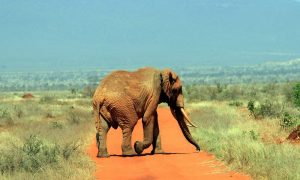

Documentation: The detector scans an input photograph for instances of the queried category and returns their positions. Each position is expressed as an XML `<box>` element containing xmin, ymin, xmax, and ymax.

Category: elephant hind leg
<box><xmin>121</xmin><ymin>127</ymin><xmax>136</xmax><ymax>156</ymax></box>
<box><xmin>96</xmin><ymin>116</ymin><xmax>111</xmax><ymax>158</ymax></box>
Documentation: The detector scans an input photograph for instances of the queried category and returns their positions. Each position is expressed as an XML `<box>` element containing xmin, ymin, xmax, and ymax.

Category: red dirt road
<box><xmin>87</xmin><ymin>108</ymin><xmax>250</xmax><ymax>180</ymax></box>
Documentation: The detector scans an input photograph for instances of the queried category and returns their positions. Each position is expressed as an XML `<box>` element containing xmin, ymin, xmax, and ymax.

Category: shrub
<box><xmin>46</xmin><ymin>112</ymin><xmax>55</xmax><ymax>118</ymax></box>
<box><xmin>191</xmin><ymin>103</ymin><xmax>300</xmax><ymax>180</ymax></box>
<box><xmin>50</xmin><ymin>121</ymin><xmax>63</xmax><ymax>129</ymax></box>
<box><xmin>68</xmin><ymin>111</ymin><xmax>81</xmax><ymax>125</ymax></box>
<box><xmin>70</xmin><ymin>88</ymin><xmax>77</xmax><ymax>95</ymax></box>
<box><xmin>292</xmin><ymin>83</ymin><xmax>300</xmax><ymax>108</ymax></box>
<box><xmin>247</xmin><ymin>100</ymin><xmax>257</xmax><ymax>118</ymax></box>
<box><xmin>39</xmin><ymin>95</ymin><xmax>56</xmax><ymax>104</ymax></box>
<box><xmin>249</xmin><ymin>130</ymin><xmax>259</xmax><ymax>141</ymax></box>
<box><xmin>67</xmin><ymin>108</ymin><xmax>89</xmax><ymax>125</ymax></box>
<box><xmin>247</xmin><ymin>100</ymin><xmax>283</xmax><ymax>119</ymax></box>
<box><xmin>280</xmin><ymin>112</ymin><xmax>296</xmax><ymax>129</ymax></box>
<box><xmin>228</xmin><ymin>101</ymin><xmax>243</xmax><ymax>107</ymax></box>
<box><xmin>0</xmin><ymin>134</ymin><xmax>61</xmax><ymax>174</ymax></box>
<box><xmin>22</xmin><ymin>135</ymin><xmax>60</xmax><ymax>172</ymax></box>
<box><xmin>259</xmin><ymin>100</ymin><xmax>276</xmax><ymax>117</ymax></box>
<box><xmin>0</xmin><ymin>108</ymin><xmax>14</xmax><ymax>126</ymax></box>
<box><xmin>62</xmin><ymin>141</ymin><xmax>81</xmax><ymax>160</ymax></box>
<box><xmin>82</xmin><ymin>85</ymin><xmax>96</xmax><ymax>98</ymax></box>
<box><xmin>282</xmin><ymin>82</ymin><xmax>295</xmax><ymax>103</ymax></box>
<box><xmin>0</xmin><ymin>109</ymin><xmax>12</xmax><ymax>120</ymax></box>
<box><xmin>14</xmin><ymin>105</ymin><xmax>24</xmax><ymax>119</ymax></box>
<box><xmin>23</xmin><ymin>135</ymin><xmax>44</xmax><ymax>156</ymax></box>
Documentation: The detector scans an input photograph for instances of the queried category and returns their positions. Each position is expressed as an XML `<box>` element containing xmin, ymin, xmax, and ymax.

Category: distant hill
<box><xmin>179</xmin><ymin>59</ymin><xmax>300</xmax><ymax>84</ymax></box>
<box><xmin>1</xmin><ymin>59</ymin><xmax>300</xmax><ymax>91</ymax></box>
<box><xmin>262</xmin><ymin>59</ymin><xmax>300</xmax><ymax>67</ymax></box>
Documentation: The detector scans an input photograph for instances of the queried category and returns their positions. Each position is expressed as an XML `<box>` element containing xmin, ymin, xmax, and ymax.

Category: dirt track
<box><xmin>87</xmin><ymin>108</ymin><xmax>250</xmax><ymax>180</ymax></box>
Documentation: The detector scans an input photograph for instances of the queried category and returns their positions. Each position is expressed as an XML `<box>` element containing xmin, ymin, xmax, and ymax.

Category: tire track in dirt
<box><xmin>87</xmin><ymin>108</ymin><xmax>250</xmax><ymax>180</ymax></box>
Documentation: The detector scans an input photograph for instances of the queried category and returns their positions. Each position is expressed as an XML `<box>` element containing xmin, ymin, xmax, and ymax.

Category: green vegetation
<box><xmin>189</xmin><ymin>103</ymin><xmax>300</xmax><ymax>180</ymax></box>
<box><xmin>0</xmin><ymin>92</ymin><xmax>94</xmax><ymax>179</ymax></box>
<box><xmin>1</xmin><ymin>60</ymin><xmax>300</xmax><ymax>179</ymax></box>
<box><xmin>292</xmin><ymin>82</ymin><xmax>300</xmax><ymax>108</ymax></box>
<box><xmin>187</xmin><ymin>81</ymin><xmax>300</xmax><ymax>179</ymax></box>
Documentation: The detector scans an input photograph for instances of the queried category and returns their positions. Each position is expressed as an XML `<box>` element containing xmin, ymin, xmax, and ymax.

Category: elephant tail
<box><xmin>93</xmin><ymin>99</ymin><xmax>104</xmax><ymax>131</ymax></box>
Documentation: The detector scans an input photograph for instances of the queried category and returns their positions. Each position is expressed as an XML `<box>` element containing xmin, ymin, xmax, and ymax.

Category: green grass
<box><xmin>0</xmin><ymin>91</ymin><xmax>95</xmax><ymax>179</ymax></box>
<box><xmin>189</xmin><ymin>102</ymin><xmax>300</xmax><ymax>180</ymax></box>
<box><xmin>1</xmin><ymin>86</ymin><xmax>300</xmax><ymax>179</ymax></box>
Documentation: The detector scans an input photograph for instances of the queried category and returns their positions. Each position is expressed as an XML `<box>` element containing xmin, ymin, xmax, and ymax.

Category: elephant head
<box><xmin>161</xmin><ymin>69</ymin><xmax>200</xmax><ymax>151</ymax></box>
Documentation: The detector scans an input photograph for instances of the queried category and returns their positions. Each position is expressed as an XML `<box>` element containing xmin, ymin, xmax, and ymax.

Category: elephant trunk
<box><xmin>170</xmin><ymin>107</ymin><xmax>200</xmax><ymax>151</ymax></box>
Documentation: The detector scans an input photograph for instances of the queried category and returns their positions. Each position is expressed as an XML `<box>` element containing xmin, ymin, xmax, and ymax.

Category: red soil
<box><xmin>87</xmin><ymin>108</ymin><xmax>250</xmax><ymax>180</ymax></box>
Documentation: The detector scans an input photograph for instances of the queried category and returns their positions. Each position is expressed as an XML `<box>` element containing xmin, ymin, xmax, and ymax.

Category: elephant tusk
<box><xmin>180</xmin><ymin>108</ymin><xmax>198</xmax><ymax>128</ymax></box>
<box><xmin>185</xmin><ymin>122</ymin><xmax>193</xmax><ymax>127</ymax></box>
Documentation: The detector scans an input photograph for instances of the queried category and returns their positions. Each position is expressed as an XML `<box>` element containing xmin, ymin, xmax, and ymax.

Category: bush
<box><xmin>247</xmin><ymin>100</ymin><xmax>257</xmax><ymax>118</ymax></box>
<box><xmin>292</xmin><ymin>83</ymin><xmax>300</xmax><ymax>108</ymax></box>
<box><xmin>22</xmin><ymin>135</ymin><xmax>60</xmax><ymax>172</ymax></box>
<box><xmin>62</xmin><ymin>141</ymin><xmax>81</xmax><ymax>160</ymax></box>
<box><xmin>0</xmin><ymin>134</ymin><xmax>61</xmax><ymax>174</ymax></box>
<box><xmin>191</xmin><ymin>103</ymin><xmax>300</xmax><ymax>180</ymax></box>
<box><xmin>14</xmin><ymin>105</ymin><xmax>24</xmax><ymax>119</ymax></box>
<box><xmin>228</xmin><ymin>101</ymin><xmax>243</xmax><ymax>107</ymax></box>
<box><xmin>0</xmin><ymin>109</ymin><xmax>12</xmax><ymax>120</ymax></box>
<box><xmin>82</xmin><ymin>85</ymin><xmax>96</xmax><ymax>98</ymax></box>
<box><xmin>280</xmin><ymin>112</ymin><xmax>296</xmax><ymax>129</ymax></box>
<box><xmin>67</xmin><ymin>108</ymin><xmax>89</xmax><ymax>125</ymax></box>
<box><xmin>249</xmin><ymin>130</ymin><xmax>259</xmax><ymax>141</ymax></box>
<box><xmin>259</xmin><ymin>100</ymin><xmax>276</xmax><ymax>117</ymax></box>
<box><xmin>39</xmin><ymin>95</ymin><xmax>56</xmax><ymax>104</ymax></box>
<box><xmin>282</xmin><ymin>82</ymin><xmax>295</xmax><ymax>103</ymax></box>
<box><xmin>247</xmin><ymin>100</ymin><xmax>283</xmax><ymax>119</ymax></box>
<box><xmin>50</xmin><ymin>121</ymin><xmax>63</xmax><ymax>129</ymax></box>
<box><xmin>0</xmin><ymin>108</ymin><xmax>14</xmax><ymax>126</ymax></box>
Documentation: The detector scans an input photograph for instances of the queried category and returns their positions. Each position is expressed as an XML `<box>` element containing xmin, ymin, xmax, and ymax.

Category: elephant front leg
<box><xmin>151</xmin><ymin>112</ymin><xmax>164</xmax><ymax>154</ymax></box>
<box><xmin>151</xmin><ymin>131</ymin><xmax>164</xmax><ymax>154</ymax></box>
<box><xmin>121</xmin><ymin>128</ymin><xmax>136</xmax><ymax>156</ymax></box>
<box><xmin>134</xmin><ymin>114</ymin><xmax>155</xmax><ymax>155</ymax></box>
<box><xmin>96</xmin><ymin>117</ymin><xmax>110</xmax><ymax>158</ymax></box>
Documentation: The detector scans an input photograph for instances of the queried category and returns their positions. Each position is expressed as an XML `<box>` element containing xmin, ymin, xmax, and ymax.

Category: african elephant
<box><xmin>92</xmin><ymin>67</ymin><xmax>200</xmax><ymax>158</ymax></box>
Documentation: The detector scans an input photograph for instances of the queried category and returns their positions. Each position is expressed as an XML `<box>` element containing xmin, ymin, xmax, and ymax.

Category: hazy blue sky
<box><xmin>0</xmin><ymin>0</ymin><xmax>300</xmax><ymax>71</ymax></box>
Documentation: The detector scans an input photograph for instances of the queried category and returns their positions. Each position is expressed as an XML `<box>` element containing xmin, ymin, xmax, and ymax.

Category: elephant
<box><xmin>92</xmin><ymin>67</ymin><xmax>200</xmax><ymax>158</ymax></box>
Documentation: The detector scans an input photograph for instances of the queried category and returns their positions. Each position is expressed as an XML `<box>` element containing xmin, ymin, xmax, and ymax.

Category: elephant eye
<box><xmin>170</xmin><ymin>79</ymin><xmax>176</xmax><ymax>85</ymax></box>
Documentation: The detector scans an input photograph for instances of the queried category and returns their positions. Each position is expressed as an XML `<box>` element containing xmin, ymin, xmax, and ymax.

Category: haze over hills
<box><xmin>0</xmin><ymin>0</ymin><xmax>300</xmax><ymax>72</ymax></box>
<box><xmin>1</xmin><ymin>59</ymin><xmax>300</xmax><ymax>91</ymax></box>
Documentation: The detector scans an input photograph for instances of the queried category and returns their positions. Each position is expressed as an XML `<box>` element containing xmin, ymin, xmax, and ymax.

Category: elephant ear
<box><xmin>161</xmin><ymin>69</ymin><xmax>181</xmax><ymax>98</ymax></box>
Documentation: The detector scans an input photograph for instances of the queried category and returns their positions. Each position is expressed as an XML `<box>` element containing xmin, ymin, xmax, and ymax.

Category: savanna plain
<box><xmin>1</xmin><ymin>60</ymin><xmax>300</xmax><ymax>180</ymax></box>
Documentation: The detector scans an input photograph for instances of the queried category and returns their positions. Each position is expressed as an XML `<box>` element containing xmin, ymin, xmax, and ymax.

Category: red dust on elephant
<box><xmin>92</xmin><ymin>67</ymin><xmax>200</xmax><ymax>158</ymax></box>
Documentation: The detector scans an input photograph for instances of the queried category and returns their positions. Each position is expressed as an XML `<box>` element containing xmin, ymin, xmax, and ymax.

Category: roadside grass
<box><xmin>189</xmin><ymin>102</ymin><xmax>300</xmax><ymax>180</ymax></box>
<box><xmin>0</xmin><ymin>91</ymin><xmax>95</xmax><ymax>179</ymax></box>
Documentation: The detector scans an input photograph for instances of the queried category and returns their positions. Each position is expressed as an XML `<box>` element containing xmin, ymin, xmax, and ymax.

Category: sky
<box><xmin>0</xmin><ymin>0</ymin><xmax>300</xmax><ymax>71</ymax></box>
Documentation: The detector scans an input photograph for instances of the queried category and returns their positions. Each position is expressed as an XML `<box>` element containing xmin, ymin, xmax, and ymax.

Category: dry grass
<box><xmin>0</xmin><ymin>91</ymin><xmax>95</xmax><ymax>179</ymax></box>
<box><xmin>189</xmin><ymin>102</ymin><xmax>300</xmax><ymax>180</ymax></box>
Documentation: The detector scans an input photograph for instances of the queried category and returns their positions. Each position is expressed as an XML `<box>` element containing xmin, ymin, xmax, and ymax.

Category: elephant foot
<box><xmin>151</xmin><ymin>148</ymin><xmax>164</xmax><ymax>155</ymax></box>
<box><xmin>122</xmin><ymin>149</ymin><xmax>136</xmax><ymax>157</ymax></box>
<box><xmin>97</xmin><ymin>150</ymin><xmax>110</xmax><ymax>158</ymax></box>
<box><xmin>134</xmin><ymin>141</ymin><xmax>144</xmax><ymax>155</ymax></box>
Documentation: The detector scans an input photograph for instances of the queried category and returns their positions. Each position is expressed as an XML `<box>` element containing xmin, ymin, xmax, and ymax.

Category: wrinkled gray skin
<box><xmin>93</xmin><ymin>67</ymin><xmax>200</xmax><ymax>157</ymax></box>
